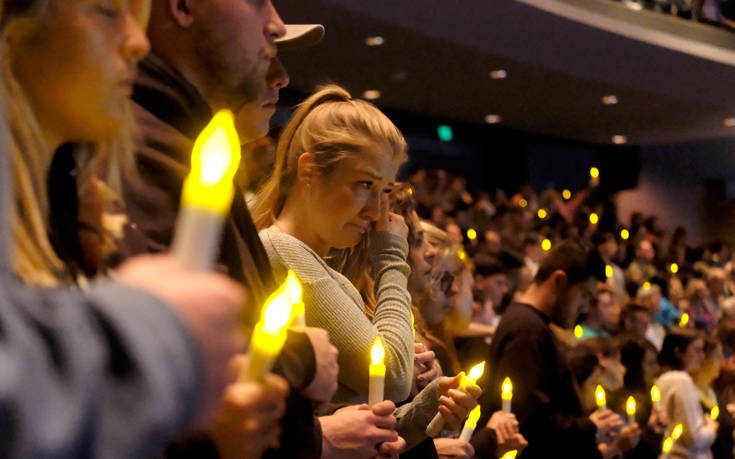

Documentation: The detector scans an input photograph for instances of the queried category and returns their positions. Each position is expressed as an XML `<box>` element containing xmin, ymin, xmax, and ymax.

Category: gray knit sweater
<box><xmin>259</xmin><ymin>227</ymin><xmax>414</xmax><ymax>404</ymax></box>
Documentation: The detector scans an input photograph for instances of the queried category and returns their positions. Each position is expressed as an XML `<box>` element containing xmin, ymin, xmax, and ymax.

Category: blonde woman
<box><xmin>0</xmin><ymin>0</ymin><xmax>249</xmax><ymax>457</ymax></box>
<box><xmin>254</xmin><ymin>85</ymin><xmax>480</xmax><ymax>451</ymax></box>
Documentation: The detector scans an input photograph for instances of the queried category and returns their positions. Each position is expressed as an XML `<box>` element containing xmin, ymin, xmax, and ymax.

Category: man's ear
<box><xmin>296</xmin><ymin>152</ymin><xmax>317</xmax><ymax>184</ymax></box>
<box><xmin>168</xmin><ymin>0</ymin><xmax>194</xmax><ymax>28</ymax></box>
<box><xmin>551</xmin><ymin>269</ymin><xmax>568</xmax><ymax>296</ymax></box>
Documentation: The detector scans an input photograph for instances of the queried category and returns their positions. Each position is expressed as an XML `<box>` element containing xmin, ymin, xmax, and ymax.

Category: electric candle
<box><xmin>240</xmin><ymin>271</ymin><xmax>301</xmax><ymax>381</ymax></box>
<box><xmin>651</xmin><ymin>385</ymin><xmax>661</xmax><ymax>410</ymax></box>
<box><xmin>459</xmin><ymin>405</ymin><xmax>481</xmax><ymax>442</ymax></box>
<box><xmin>626</xmin><ymin>396</ymin><xmax>636</xmax><ymax>425</ymax></box>
<box><xmin>502</xmin><ymin>377</ymin><xmax>513</xmax><ymax>413</ymax></box>
<box><xmin>172</xmin><ymin>110</ymin><xmax>240</xmax><ymax>271</ymax></box>
<box><xmin>712</xmin><ymin>405</ymin><xmax>720</xmax><ymax>421</ymax></box>
<box><xmin>369</xmin><ymin>337</ymin><xmax>386</xmax><ymax>406</ymax></box>
<box><xmin>500</xmin><ymin>450</ymin><xmax>518</xmax><ymax>459</ymax></box>
<box><xmin>426</xmin><ymin>361</ymin><xmax>485</xmax><ymax>437</ymax></box>
<box><xmin>595</xmin><ymin>385</ymin><xmax>607</xmax><ymax>410</ymax></box>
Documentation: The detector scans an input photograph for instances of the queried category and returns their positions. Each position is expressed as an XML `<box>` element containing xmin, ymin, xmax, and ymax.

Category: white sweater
<box><xmin>656</xmin><ymin>371</ymin><xmax>716</xmax><ymax>459</ymax></box>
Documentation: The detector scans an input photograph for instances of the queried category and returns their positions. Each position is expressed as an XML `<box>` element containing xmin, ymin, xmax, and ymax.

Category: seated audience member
<box><xmin>620</xmin><ymin>303</ymin><xmax>652</xmax><ymax>342</ymax></box>
<box><xmin>577</xmin><ymin>286</ymin><xmax>620</xmax><ymax>339</ymax></box>
<box><xmin>690</xmin><ymin>335</ymin><xmax>734</xmax><ymax>459</ymax></box>
<box><xmin>473</xmin><ymin>240</ymin><xmax>622</xmax><ymax>459</ymax></box>
<box><xmin>594</xmin><ymin>232</ymin><xmax>626</xmax><ymax>302</ymax></box>
<box><xmin>656</xmin><ymin>330</ymin><xmax>717</xmax><ymax>459</ymax></box>
<box><xmin>686</xmin><ymin>278</ymin><xmax>717</xmax><ymax>333</ymax></box>
<box><xmin>626</xmin><ymin>240</ymin><xmax>657</xmax><ymax>285</ymax></box>
<box><xmin>637</xmin><ymin>284</ymin><xmax>666</xmax><ymax>350</ymax></box>
<box><xmin>0</xmin><ymin>1</ymin><xmax>249</xmax><ymax>456</ymax></box>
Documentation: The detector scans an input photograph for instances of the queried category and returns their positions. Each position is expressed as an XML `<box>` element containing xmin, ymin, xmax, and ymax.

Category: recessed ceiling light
<box><xmin>612</xmin><ymin>135</ymin><xmax>627</xmax><ymax>144</ymax></box>
<box><xmin>484</xmin><ymin>114</ymin><xmax>502</xmax><ymax>124</ymax></box>
<box><xmin>489</xmin><ymin>69</ymin><xmax>507</xmax><ymax>80</ymax></box>
<box><xmin>362</xmin><ymin>89</ymin><xmax>381</xmax><ymax>100</ymax></box>
<box><xmin>365</xmin><ymin>36</ymin><xmax>384</xmax><ymax>46</ymax></box>
<box><xmin>724</xmin><ymin>118</ymin><xmax>735</xmax><ymax>127</ymax></box>
<box><xmin>623</xmin><ymin>0</ymin><xmax>644</xmax><ymax>10</ymax></box>
<box><xmin>602</xmin><ymin>95</ymin><xmax>619</xmax><ymax>105</ymax></box>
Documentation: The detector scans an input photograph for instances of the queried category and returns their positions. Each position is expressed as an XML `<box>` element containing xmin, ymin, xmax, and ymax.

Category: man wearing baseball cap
<box><xmin>112</xmin><ymin>1</ymin><xmax>333</xmax><ymax>458</ymax></box>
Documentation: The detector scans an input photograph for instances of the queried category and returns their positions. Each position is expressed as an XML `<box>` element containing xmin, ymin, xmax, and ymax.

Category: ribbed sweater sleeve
<box><xmin>259</xmin><ymin>229</ymin><xmax>413</xmax><ymax>403</ymax></box>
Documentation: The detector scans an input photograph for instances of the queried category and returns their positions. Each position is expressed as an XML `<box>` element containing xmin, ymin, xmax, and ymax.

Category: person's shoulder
<box><xmin>494</xmin><ymin>304</ymin><xmax>548</xmax><ymax>340</ymax></box>
<box><xmin>657</xmin><ymin>370</ymin><xmax>693</xmax><ymax>387</ymax></box>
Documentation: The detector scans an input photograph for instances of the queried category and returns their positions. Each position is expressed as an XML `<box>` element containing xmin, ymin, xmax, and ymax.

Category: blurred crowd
<box><xmin>611</xmin><ymin>0</ymin><xmax>735</xmax><ymax>29</ymax></box>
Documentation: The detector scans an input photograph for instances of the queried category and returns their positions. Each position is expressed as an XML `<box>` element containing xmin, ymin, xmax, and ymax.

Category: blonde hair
<box><xmin>252</xmin><ymin>84</ymin><xmax>407</xmax><ymax>230</ymax></box>
<box><xmin>1</xmin><ymin>3</ymin><xmax>135</xmax><ymax>286</ymax></box>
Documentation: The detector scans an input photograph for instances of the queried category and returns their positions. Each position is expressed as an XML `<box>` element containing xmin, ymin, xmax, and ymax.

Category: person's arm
<box><xmin>0</xmin><ymin>280</ymin><xmax>204</xmax><ymax>459</ymax></box>
<box><xmin>265</xmin><ymin>230</ymin><xmax>413</xmax><ymax>402</ymax></box>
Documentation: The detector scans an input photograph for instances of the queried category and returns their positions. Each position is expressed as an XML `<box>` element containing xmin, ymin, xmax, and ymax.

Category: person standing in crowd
<box><xmin>626</xmin><ymin>240</ymin><xmax>658</xmax><ymax>285</ymax></box>
<box><xmin>637</xmin><ymin>283</ymin><xmax>667</xmax><ymax>350</ymax></box>
<box><xmin>594</xmin><ymin>232</ymin><xmax>626</xmax><ymax>302</ymax></box>
<box><xmin>656</xmin><ymin>330</ymin><xmax>717</xmax><ymax>459</ymax></box>
<box><xmin>0</xmin><ymin>1</ymin><xmax>248</xmax><ymax>457</ymax></box>
<box><xmin>254</xmin><ymin>85</ymin><xmax>481</xmax><ymax>453</ymax></box>
<box><xmin>473</xmin><ymin>241</ymin><xmax>624</xmax><ymax>458</ymax></box>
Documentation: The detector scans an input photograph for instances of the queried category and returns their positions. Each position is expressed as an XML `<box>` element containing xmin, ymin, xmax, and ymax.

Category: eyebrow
<box><xmin>356</xmin><ymin>169</ymin><xmax>382</xmax><ymax>180</ymax></box>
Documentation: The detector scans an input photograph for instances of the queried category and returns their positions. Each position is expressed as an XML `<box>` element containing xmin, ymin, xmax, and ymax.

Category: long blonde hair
<box><xmin>1</xmin><ymin>3</ymin><xmax>135</xmax><ymax>286</ymax></box>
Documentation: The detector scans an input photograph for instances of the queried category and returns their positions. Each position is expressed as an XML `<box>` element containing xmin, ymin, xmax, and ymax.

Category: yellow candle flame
<box><xmin>182</xmin><ymin>110</ymin><xmax>241</xmax><ymax>214</ymax></box>
<box><xmin>501</xmin><ymin>450</ymin><xmax>518</xmax><ymax>459</ymax></box>
<box><xmin>562</xmin><ymin>189</ymin><xmax>571</xmax><ymax>200</ymax></box>
<box><xmin>595</xmin><ymin>385</ymin><xmax>606</xmax><ymax>408</ymax></box>
<box><xmin>410</xmin><ymin>311</ymin><xmax>416</xmax><ymax>338</ymax></box>
<box><xmin>574</xmin><ymin>325</ymin><xmax>584</xmax><ymax>339</ymax></box>
<box><xmin>371</xmin><ymin>337</ymin><xmax>385</xmax><ymax>366</ymax></box>
<box><xmin>468</xmin><ymin>361</ymin><xmax>485</xmax><ymax>382</ymax></box>
<box><xmin>466</xmin><ymin>405</ymin><xmax>481</xmax><ymax>429</ymax></box>
<box><xmin>712</xmin><ymin>405</ymin><xmax>720</xmax><ymax>421</ymax></box>
<box><xmin>542</xmin><ymin>238</ymin><xmax>552</xmax><ymax>251</ymax></box>
<box><xmin>458</xmin><ymin>248</ymin><xmax>467</xmax><ymax>260</ymax></box>
<box><xmin>626</xmin><ymin>396</ymin><xmax>636</xmax><ymax>416</ymax></box>
<box><xmin>651</xmin><ymin>385</ymin><xmax>661</xmax><ymax>403</ymax></box>
<box><xmin>605</xmin><ymin>265</ymin><xmax>613</xmax><ymax>279</ymax></box>
<box><xmin>467</xmin><ymin>228</ymin><xmax>477</xmax><ymax>240</ymax></box>
<box><xmin>672</xmin><ymin>423</ymin><xmax>683</xmax><ymax>440</ymax></box>
<box><xmin>519</xmin><ymin>199</ymin><xmax>528</xmax><ymax>208</ymax></box>
<box><xmin>537</xmin><ymin>209</ymin><xmax>547</xmax><ymax>219</ymax></box>
<box><xmin>643</xmin><ymin>281</ymin><xmax>651</xmax><ymax>290</ymax></box>
<box><xmin>589</xmin><ymin>213</ymin><xmax>599</xmax><ymax>225</ymax></box>
<box><xmin>262</xmin><ymin>274</ymin><xmax>300</xmax><ymax>334</ymax></box>
<box><xmin>679</xmin><ymin>313</ymin><xmax>689</xmax><ymax>328</ymax></box>
<box><xmin>502</xmin><ymin>377</ymin><xmax>513</xmax><ymax>401</ymax></box>
<box><xmin>670</xmin><ymin>263</ymin><xmax>679</xmax><ymax>274</ymax></box>
<box><xmin>662</xmin><ymin>437</ymin><xmax>673</xmax><ymax>453</ymax></box>
<box><xmin>621</xmin><ymin>229</ymin><xmax>630</xmax><ymax>240</ymax></box>
<box><xmin>590</xmin><ymin>167</ymin><xmax>600</xmax><ymax>178</ymax></box>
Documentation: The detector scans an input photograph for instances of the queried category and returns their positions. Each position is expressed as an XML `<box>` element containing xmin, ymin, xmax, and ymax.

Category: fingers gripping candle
<box><xmin>426</xmin><ymin>361</ymin><xmax>485</xmax><ymax>437</ymax></box>
<box><xmin>172</xmin><ymin>110</ymin><xmax>240</xmax><ymax>271</ymax></box>
<box><xmin>369</xmin><ymin>337</ymin><xmax>386</xmax><ymax>406</ymax></box>
<box><xmin>240</xmin><ymin>271</ymin><xmax>301</xmax><ymax>381</ymax></box>
<box><xmin>459</xmin><ymin>405</ymin><xmax>481</xmax><ymax>442</ymax></box>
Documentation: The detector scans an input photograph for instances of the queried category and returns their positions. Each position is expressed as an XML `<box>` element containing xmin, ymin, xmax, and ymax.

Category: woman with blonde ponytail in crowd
<box><xmin>255</xmin><ymin>85</ymin><xmax>481</xmax><ymax>453</ymax></box>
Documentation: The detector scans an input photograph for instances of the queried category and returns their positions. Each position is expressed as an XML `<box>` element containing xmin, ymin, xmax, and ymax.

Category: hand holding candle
<box><xmin>502</xmin><ymin>377</ymin><xmax>513</xmax><ymax>413</ymax></box>
<box><xmin>240</xmin><ymin>271</ymin><xmax>301</xmax><ymax>381</ymax></box>
<box><xmin>626</xmin><ymin>396</ymin><xmax>636</xmax><ymax>425</ymax></box>
<box><xmin>172</xmin><ymin>110</ymin><xmax>240</xmax><ymax>271</ymax></box>
<box><xmin>426</xmin><ymin>362</ymin><xmax>485</xmax><ymax>437</ymax></box>
<box><xmin>369</xmin><ymin>336</ymin><xmax>386</xmax><ymax>406</ymax></box>
<box><xmin>459</xmin><ymin>405</ymin><xmax>481</xmax><ymax>442</ymax></box>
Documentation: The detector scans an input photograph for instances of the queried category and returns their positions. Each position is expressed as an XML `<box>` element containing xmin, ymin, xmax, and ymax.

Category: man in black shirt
<box><xmin>472</xmin><ymin>240</ymin><xmax>623</xmax><ymax>458</ymax></box>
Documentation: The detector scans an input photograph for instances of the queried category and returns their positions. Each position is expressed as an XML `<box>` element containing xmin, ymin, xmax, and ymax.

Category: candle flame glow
<box><xmin>595</xmin><ymin>385</ymin><xmax>606</xmax><ymax>408</ymax></box>
<box><xmin>651</xmin><ymin>385</ymin><xmax>661</xmax><ymax>403</ymax></box>
<box><xmin>371</xmin><ymin>337</ymin><xmax>385</xmax><ymax>365</ymax></box>
<box><xmin>502</xmin><ymin>377</ymin><xmax>513</xmax><ymax>400</ymax></box>
<box><xmin>626</xmin><ymin>396</ymin><xmax>636</xmax><ymax>416</ymax></box>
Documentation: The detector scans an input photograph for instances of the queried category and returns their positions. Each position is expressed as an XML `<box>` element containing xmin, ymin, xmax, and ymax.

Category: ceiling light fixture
<box><xmin>489</xmin><ymin>69</ymin><xmax>507</xmax><ymax>80</ymax></box>
<box><xmin>484</xmin><ymin>114</ymin><xmax>502</xmax><ymax>124</ymax></box>
<box><xmin>612</xmin><ymin>135</ymin><xmax>627</xmax><ymax>145</ymax></box>
<box><xmin>602</xmin><ymin>95</ymin><xmax>619</xmax><ymax>105</ymax></box>
<box><xmin>362</xmin><ymin>90</ymin><xmax>381</xmax><ymax>100</ymax></box>
<box><xmin>365</xmin><ymin>36</ymin><xmax>384</xmax><ymax>46</ymax></box>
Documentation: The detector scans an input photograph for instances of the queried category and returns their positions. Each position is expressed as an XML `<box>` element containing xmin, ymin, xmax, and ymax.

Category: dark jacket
<box><xmin>472</xmin><ymin>302</ymin><xmax>601</xmax><ymax>459</ymax></box>
<box><xmin>0</xmin><ymin>130</ymin><xmax>203</xmax><ymax>457</ymax></box>
<box><xmin>120</xmin><ymin>54</ymin><xmax>320</xmax><ymax>458</ymax></box>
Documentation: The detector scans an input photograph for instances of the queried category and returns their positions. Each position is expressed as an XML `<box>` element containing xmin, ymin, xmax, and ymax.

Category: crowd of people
<box><xmin>1</xmin><ymin>1</ymin><xmax>734</xmax><ymax>459</ymax></box>
<box><xmin>611</xmin><ymin>0</ymin><xmax>735</xmax><ymax>29</ymax></box>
